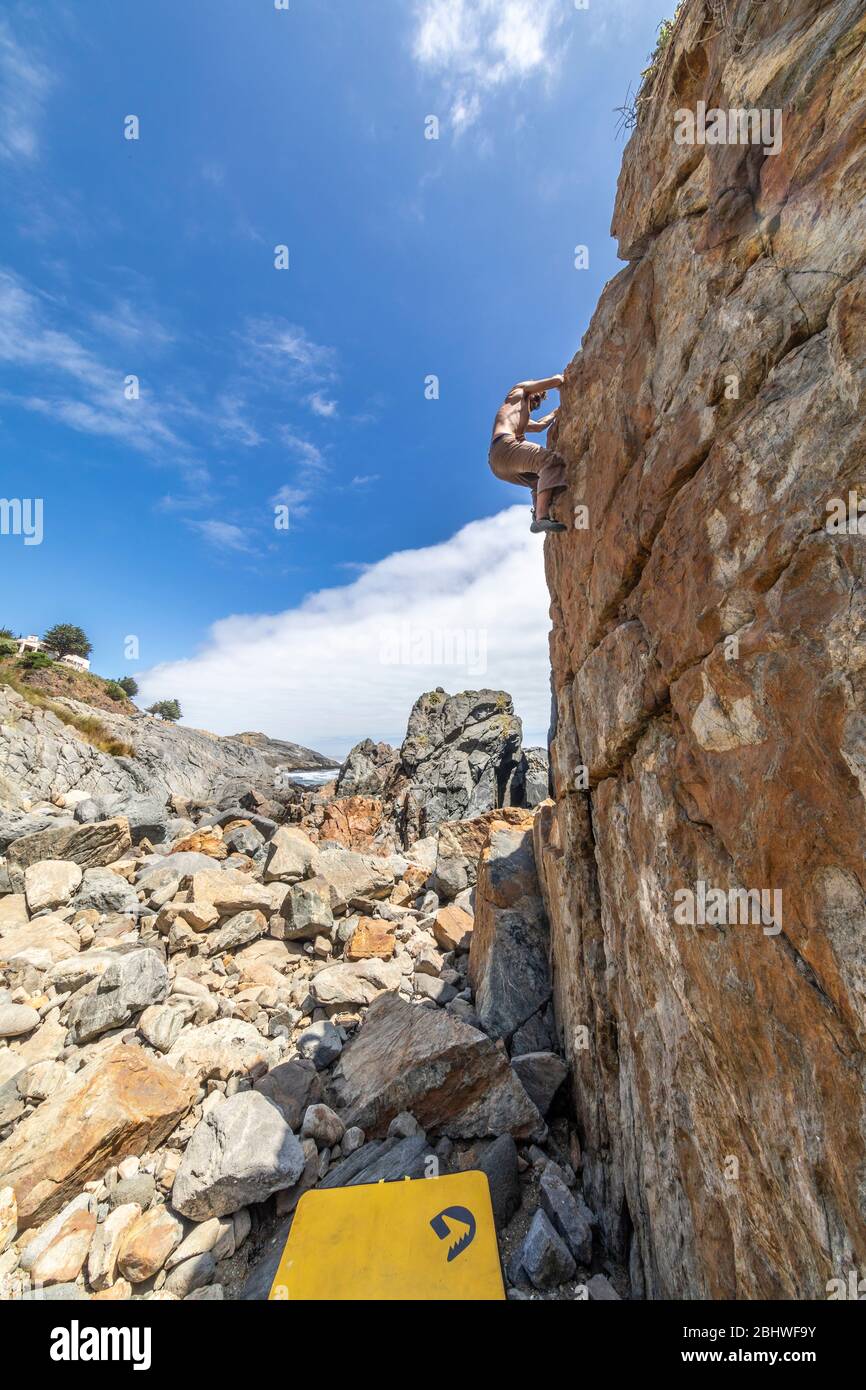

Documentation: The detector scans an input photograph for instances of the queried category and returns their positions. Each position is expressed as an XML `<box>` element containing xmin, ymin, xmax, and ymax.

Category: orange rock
<box><xmin>0</xmin><ymin>1046</ymin><xmax>197</xmax><ymax>1229</ymax></box>
<box><xmin>433</xmin><ymin>905</ymin><xmax>474</xmax><ymax>952</ymax></box>
<box><xmin>318</xmin><ymin>797</ymin><xmax>388</xmax><ymax>852</ymax></box>
<box><xmin>345</xmin><ymin>917</ymin><xmax>396</xmax><ymax>961</ymax></box>
<box><xmin>171</xmin><ymin>830</ymin><xmax>226</xmax><ymax>859</ymax></box>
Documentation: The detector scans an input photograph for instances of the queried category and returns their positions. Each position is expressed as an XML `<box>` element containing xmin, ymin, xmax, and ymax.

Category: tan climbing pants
<box><xmin>488</xmin><ymin>434</ymin><xmax>567</xmax><ymax>510</ymax></box>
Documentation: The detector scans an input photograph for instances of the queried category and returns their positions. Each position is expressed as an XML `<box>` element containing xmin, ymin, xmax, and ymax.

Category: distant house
<box><xmin>16</xmin><ymin>635</ymin><xmax>90</xmax><ymax>672</ymax></box>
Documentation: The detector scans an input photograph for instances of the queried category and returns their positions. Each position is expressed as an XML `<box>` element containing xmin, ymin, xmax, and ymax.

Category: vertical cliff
<box><xmin>536</xmin><ymin>0</ymin><xmax>866</xmax><ymax>1297</ymax></box>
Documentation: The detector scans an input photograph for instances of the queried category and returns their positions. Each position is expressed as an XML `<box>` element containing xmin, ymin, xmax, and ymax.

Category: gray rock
<box><xmin>587</xmin><ymin>1272</ymin><xmax>621</xmax><ymax>1301</ymax></box>
<box><xmin>109</xmin><ymin>1174</ymin><xmax>156</xmax><ymax>1211</ymax></box>
<box><xmin>319</xmin><ymin>1135</ymin><xmax>430</xmax><ymax>1189</ymax></box>
<box><xmin>66</xmin><ymin>949</ymin><xmax>168</xmax><ymax>1044</ymax></box>
<box><xmin>171</xmin><ymin>1091</ymin><xmax>306</xmax><ymax>1220</ymax></box>
<box><xmin>223</xmin><ymin>824</ymin><xmax>265</xmax><ymax>856</ymax></box>
<box><xmin>387</xmin><ymin>1111</ymin><xmax>425</xmax><ymax>1140</ymax></box>
<box><xmin>519</xmin><ymin>1209</ymin><xmax>576</xmax><ymax>1290</ymax></box>
<box><xmin>539</xmin><ymin>1167</ymin><xmax>592</xmax><ymax>1265</ymax></box>
<box><xmin>510</xmin><ymin>1052</ymin><xmax>569</xmax><ymax>1116</ymax></box>
<box><xmin>71</xmin><ymin>868</ymin><xmax>140</xmax><ymax>917</ymax></box>
<box><xmin>478</xmin><ymin>1134</ymin><xmax>521</xmax><ymax>1229</ymax></box>
<box><xmin>164</xmin><ymin>1251</ymin><xmax>217</xmax><ymax>1297</ymax></box>
<box><xmin>21</xmin><ymin>1281</ymin><xmax>88</xmax><ymax>1300</ymax></box>
<box><xmin>328</xmin><ymin>992</ymin><xmax>545</xmax><ymax>1141</ymax></box>
<box><xmin>282</xmin><ymin>878</ymin><xmax>334</xmax><ymax>940</ymax></box>
<box><xmin>301</xmin><ymin>1103</ymin><xmax>344</xmax><ymax>1147</ymax></box>
<box><xmin>0</xmin><ymin>1004</ymin><xmax>40</xmax><ymax>1039</ymax></box>
<box><xmin>413</xmin><ymin>974</ymin><xmax>457</xmax><ymax>1005</ymax></box>
<box><xmin>398</xmin><ymin>689</ymin><xmax>523</xmax><ymax>837</ymax></box>
<box><xmin>185</xmin><ymin>1283</ymin><xmax>224</xmax><ymax>1300</ymax></box>
<box><xmin>78</xmin><ymin>794</ymin><xmax>171</xmax><ymax>846</ymax></box>
<box><xmin>335</xmin><ymin>739</ymin><xmax>400</xmax><ymax>799</ymax></box>
<box><xmin>204</xmin><ymin>909</ymin><xmax>268</xmax><ymax>956</ymax></box>
<box><xmin>253</xmin><ymin>1058</ymin><xmax>321</xmax><ymax>1127</ymax></box>
<box><xmin>293</xmin><ymin>1023</ymin><xmax>340</xmax><ymax>1073</ymax></box>
<box><xmin>315</xmin><ymin>848</ymin><xmax>393</xmax><ymax>912</ymax></box>
<box><xmin>138</xmin><ymin>1004</ymin><xmax>186</xmax><ymax>1054</ymax></box>
<box><xmin>509</xmin><ymin>1007</ymin><xmax>556</xmax><ymax>1057</ymax></box>
<box><xmin>6</xmin><ymin>819</ymin><xmax>132</xmax><ymax>888</ymax></box>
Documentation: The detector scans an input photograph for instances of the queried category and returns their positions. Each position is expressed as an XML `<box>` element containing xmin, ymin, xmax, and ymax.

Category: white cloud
<box><xmin>0</xmin><ymin>22</ymin><xmax>52</xmax><ymax>163</ymax></box>
<box><xmin>351</xmin><ymin>474</ymin><xmax>380</xmax><ymax>487</ymax></box>
<box><xmin>188</xmin><ymin>520</ymin><xmax>252</xmax><ymax>553</ymax></box>
<box><xmin>137</xmin><ymin>506</ymin><xmax>553</xmax><ymax>757</ymax></box>
<box><xmin>309</xmin><ymin>391</ymin><xmax>337</xmax><ymax>418</ymax></box>
<box><xmin>243</xmin><ymin>317</ymin><xmax>337</xmax><ymax>384</ymax></box>
<box><xmin>412</xmin><ymin>0</ymin><xmax>564</xmax><ymax>134</ymax></box>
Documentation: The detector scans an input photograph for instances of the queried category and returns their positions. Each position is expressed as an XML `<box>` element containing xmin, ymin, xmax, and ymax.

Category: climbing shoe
<box><xmin>531</xmin><ymin>517</ymin><xmax>567</xmax><ymax>533</ymax></box>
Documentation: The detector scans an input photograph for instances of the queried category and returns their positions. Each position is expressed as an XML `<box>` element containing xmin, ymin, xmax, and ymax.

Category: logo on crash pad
<box><xmin>430</xmin><ymin>1205</ymin><xmax>476</xmax><ymax>1262</ymax></box>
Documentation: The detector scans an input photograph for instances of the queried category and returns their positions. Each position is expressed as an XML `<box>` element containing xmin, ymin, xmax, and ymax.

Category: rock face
<box><xmin>535</xmin><ymin>0</ymin><xmax>866</xmax><ymax>1299</ymax></box>
<box><xmin>0</xmin><ymin>1046</ymin><xmax>196</xmax><ymax>1228</ymax></box>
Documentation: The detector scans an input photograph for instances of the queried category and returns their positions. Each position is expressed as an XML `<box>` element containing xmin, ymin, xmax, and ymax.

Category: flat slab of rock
<box><xmin>432</xmin><ymin>904</ymin><xmax>473</xmax><ymax>952</ymax></box>
<box><xmin>0</xmin><ymin>914</ymin><xmax>80</xmax><ymax>967</ymax></box>
<box><xmin>0</xmin><ymin>1045</ymin><xmax>196</xmax><ymax>1229</ymax></box>
<box><xmin>263</xmin><ymin>825</ymin><xmax>320</xmax><ymax>883</ymax></box>
<box><xmin>328</xmin><ymin>993</ymin><xmax>545</xmax><ymax>1140</ymax></box>
<box><xmin>24</xmin><ymin>859</ymin><xmax>83</xmax><ymax>914</ymax></box>
<box><xmin>468</xmin><ymin>815</ymin><xmax>551</xmax><ymax>1041</ymax></box>
<box><xmin>6</xmin><ymin>819</ymin><xmax>132</xmax><ymax>889</ymax></box>
<box><xmin>189</xmin><ymin>870</ymin><xmax>284</xmax><ymax>918</ymax></box>
<box><xmin>172</xmin><ymin>1090</ymin><xmax>306</xmax><ymax>1220</ymax></box>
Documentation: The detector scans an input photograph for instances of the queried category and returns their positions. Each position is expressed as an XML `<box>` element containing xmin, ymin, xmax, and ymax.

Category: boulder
<box><xmin>66</xmin><ymin>949</ymin><xmax>169</xmax><ymax>1044</ymax></box>
<box><xmin>23</xmin><ymin>860</ymin><xmax>83</xmax><ymax>914</ymax></box>
<box><xmin>0</xmin><ymin>1045</ymin><xmax>196</xmax><ymax>1229</ymax></box>
<box><xmin>30</xmin><ymin>1206</ymin><xmax>96</xmax><ymax>1287</ymax></box>
<box><xmin>478</xmin><ymin>1134</ymin><xmax>521</xmax><ymax>1230</ymax></box>
<box><xmin>519</xmin><ymin>1209</ymin><xmax>576</xmax><ymax>1290</ymax></box>
<box><xmin>0</xmin><ymin>1185</ymin><xmax>17</xmax><ymax>1254</ymax></box>
<box><xmin>345</xmin><ymin>917</ymin><xmax>395</xmax><ymax>960</ymax></box>
<box><xmin>318</xmin><ymin>796</ymin><xmax>387</xmax><ymax>852</ymax></box>
<box><xmin>432</xmin><ymin>905</ymin><xmax>473</xmax><ymax>952</ymax></box>
<box><xmin>166</xmin><ymin>1018</ymin><xmax>279</xmax><ymax>1082</ymax></box>
<box><xmin>254</xmin><ymin>1058</ymin><xmax>322</xmax><ymax>1127</ymax></box>
<box><xmin>0</xmin><ymin>1003</ymin><xmax>40</xmax><ymax>1038</ymax></box>
<box><xmin>301</xmin><ymin>1103</ymin><xmax>344</xmax><ymax>1148</ymax></box>
<box><xmin>203</xmin><ymin>908</ymin><xmax>268</xmax><ymax>956</ymax></box>
<box><xmin>172</xmin><ymin>1091</ymin><xmax>306</xmax><ymax>1220</ymax></box>
<box><xmin>71</xmin><ymin>867</ymin><xmax>141</xmax><ymax>917</ymax></box>
<box><xmin>117</xmin><ymin>1204</ymin><xmax>184</xmax><ymax>1282</ymax></box>
<box><xmin>86</xmin><ymin>1201</ymin><xmax>142</xmax><ymax>1291</ymax></box>
<box><xmin>188</xmin><ymin>871</ymin><xmax>282</xmax><ymax>918</ymax></box>
<box><xmin>398</xmin><ymin>689</ymin><xmax>523</xmax><ymax>837</ymax></box>
<box><xmin>328</xmin><ymin>993</ymin><xmax>545</xmax><ymax>1140</ymax></box>
<box><xmin>263</xmin><ymin>825</ymin><xmax>319</xmax><ymax>884</ymax></box>
<box><xmin>0</xmin><ymin>893</ymin><xmax>29</xmax><ymax>929</ymax></box>
<box><xmin>280</xmin><ymin>878</ymin><xmax>334</xmax><ymax>940</ymax></box>
<box><xmin>0</xmin><ymin>913</ymin><xmax>80</xmax><ymax>967</ymax></box>
<box><xmin>468</xmin><ymin>814</ymin><xmax>551</xmax><ymax>1040</ymax></box>
<box><xmin>138</xmin><ymin>1004</ymin><xmax>186</xmax><ymax>1054</ymax></box>
<box><xmin>510</xmin><ymin>1052</ymin><xmax>569</xmax><ymax>1117</ymax></box>
<box><xmin>315</xmin><ymin>847</ymin><xmax>394</xmax><ymax>912</ymax></box>
<box><xmin>539</xmin><ymin>1167</ymin><xmax>592</xmax><ymax>1266</ymax></box>
<box><xmin>308</xmin><ymin>958</ymin><xmax>402</xmax><ymax>1008</ymax></box>
<box><xmin>295</xmin><ymin>1020</ymin><xmax>343</xmax><ymax>1071</ymax></box>
<box><xmin>334</xmin><ymin>739</ymin><xmax>400</xmax><ymax>799</ymax></box>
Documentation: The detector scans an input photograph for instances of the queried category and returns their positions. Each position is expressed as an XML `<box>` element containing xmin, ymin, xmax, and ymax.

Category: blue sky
<box><xmin>0</xmin><ymin>0</ymin><xmax>669</xmax><ymax>755</ymax></box>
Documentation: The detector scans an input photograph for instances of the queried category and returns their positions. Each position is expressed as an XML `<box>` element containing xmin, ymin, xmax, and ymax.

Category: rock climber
<box><xmin>488</xmin><ymin>373</ymin><xmax>567</xmax><ymax>533</ymax></box>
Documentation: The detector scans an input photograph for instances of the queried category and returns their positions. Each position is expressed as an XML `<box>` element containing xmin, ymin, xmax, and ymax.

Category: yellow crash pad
<box><xmin>269</xmin><ymin>1170</ymin><xmax>505</xmax><ymax>1301</ymax></box>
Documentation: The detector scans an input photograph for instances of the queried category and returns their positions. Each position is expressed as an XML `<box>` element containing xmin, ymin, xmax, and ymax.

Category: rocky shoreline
<box><xmin>0</xmin><ymin>688</ymin><xmax>618</xmax><ymax>1301</ymax></box>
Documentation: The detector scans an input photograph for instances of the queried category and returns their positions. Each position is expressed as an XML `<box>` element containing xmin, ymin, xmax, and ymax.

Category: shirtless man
<box><xmin>489</xmin><ymin>374</ymin><xmax>567</xmax><ymax>533</ymax></box>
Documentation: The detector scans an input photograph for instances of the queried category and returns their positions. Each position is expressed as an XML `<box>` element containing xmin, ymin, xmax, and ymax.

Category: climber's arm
<box><xmin>515</xmin><ymin>374</ymin><xmax>564</xmax><ymax>395</ymax></box>
<box><xmin>526</xmin><ymin>409</ymin><xmax>560</xmax><ymax>433</ymax></box>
